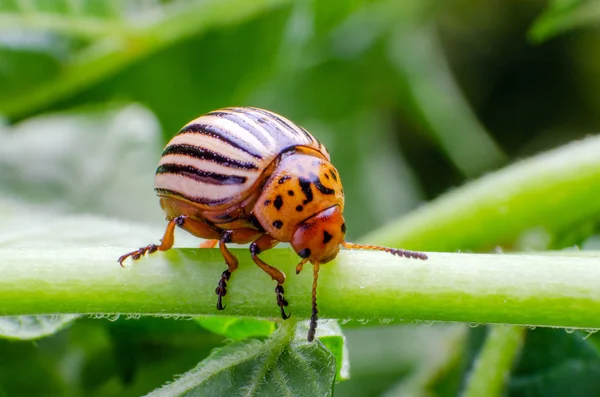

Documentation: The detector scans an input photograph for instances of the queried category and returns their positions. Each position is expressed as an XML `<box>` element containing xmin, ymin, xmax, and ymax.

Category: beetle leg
<box><xmin>307</xmin><ymin>263</ymin><xmax>320</xmax><ymax>342</ymax></box>
<box><xmin>118</xmin><ymin>216</ymin><xmax>222</xmax><ymax>267</ymax></box>
<box><xmin>216</xmin><ymin>228</ymin><xmax>264</xmax><ymax>311</ymax></box>
<box><xmin>117</xmin><ymin>215</ymin><xmax>187</xmax><ymax>267</ymax></box>
<box><xmin>342</xmin><ymin>241</ymin><xmax>428</xmax><ymax>260</ymax></box>
<box><xmin>294</xmin><ymin>257</ymin><xmax>320</xmax><ymax>341</ymax></box>
<box><xmin>249</xmin><ymin>235</ymin><xmax>289</xmax><ymax>320</ymax></box>
<box><xmin>199</xmin><ymin>239</ymin><xmax>219</xmax><ymax>248</ymax></box>
<box><xmin>295</xmin><ymin>258</ymin><xmax>309</xmax><ymax>275</ymax></box>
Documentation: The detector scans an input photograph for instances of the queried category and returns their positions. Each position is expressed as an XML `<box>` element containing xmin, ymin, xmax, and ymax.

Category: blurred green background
<box><xmin>1</xmin><ymin>0</ymin><xmax>599</xmax><ymax>396</ymax></box>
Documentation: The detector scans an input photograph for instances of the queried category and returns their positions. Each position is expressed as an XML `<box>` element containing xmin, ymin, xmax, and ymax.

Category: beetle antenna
<box><xmin>307</xmin><ymin>263</ymin><xmax>320</xmax><ymax>342</ymax></box>
<box><xmin>296</xmin><ymin>258</ymin><xmax>309</xmax><ymax>275</ymax></box>
<box><xmin>341</xmin><ymin>241</ymin><xmax>428</xmax><ymax>260</ymax></box>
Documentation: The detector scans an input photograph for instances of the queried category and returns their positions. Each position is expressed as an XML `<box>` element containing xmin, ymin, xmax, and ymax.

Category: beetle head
<box><xmin>291</xmin><ymin>205</ymin><xmax>346</xmax><ymax>265</ymax></box>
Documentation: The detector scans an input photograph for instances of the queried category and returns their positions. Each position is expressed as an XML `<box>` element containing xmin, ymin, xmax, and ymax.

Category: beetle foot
<box><xmin>215</xmin><ymin>270</ymin><xmax>231</xmax><ymax>310</ymax></box>
<box><xmin>275</xmin><ymin>285</ymin><xmax>290</xmax><ymax>320</ymax></box>
<box><xmin>117</xmin><ymin>244</ymin><xmax>158</xmax><ymax>267</ymax></box>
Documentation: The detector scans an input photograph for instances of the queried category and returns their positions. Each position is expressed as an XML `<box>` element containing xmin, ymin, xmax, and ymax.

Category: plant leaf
<box><xmin>509</xmin><ymin>328</ymin><xmax>600</xmax><ymax>397</ymax></box>
<box><xmin>529</xmin><ymin>0</ymin><xmax>600</xmax><ymax>43</ymax></box>
<box><xmin>0</xmin><ymin>104</ymin><xmax>162</xmax><ymax>224</ymax></box>
<box><xmin>195</xmin><ymin>316</ymin><xmax>276</xmax><ymax>341</ymax></box>
<box><xmin>297</xmin><ymin>320</ymin><xmax>350</xmax><ymax>381</ymax></box>
<box><xmin>0</xmin><ymin>0</ymin><xmax>291</xmax><ymax>118</ymax></box>
<box><xmin>0</xmin><ymin>314</ymin><xmax>79</xmax><ymax>340</ymax></box>
<box><xmin>146</xmin><ymin>321</ymin><xmax>336</xmax><ymax>397</ymax></box>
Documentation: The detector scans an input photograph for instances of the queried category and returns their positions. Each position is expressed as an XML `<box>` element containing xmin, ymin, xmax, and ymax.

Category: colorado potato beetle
<box><xmin>118</xmin><ymin>107</ymin><xmax>427</xmax><ymax>342</ymax></box>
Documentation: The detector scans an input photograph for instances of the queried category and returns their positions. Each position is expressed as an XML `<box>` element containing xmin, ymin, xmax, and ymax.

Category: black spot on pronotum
<box><xmin>274</xmin><ymin>195</ymin><xmax>283</xmax><ymax>210</ymax></box>
<box><xmin>296</xmin><ymin>205</ymin><xmax>303</xmax><ymax>212</ymax></box>
<box><xmin>324</xmin><ymin>173</ymin><xmax>330</xmax><ymax>180</ymax></box>
<box><xmin>288</xmin><ymin>190</ymin><xmax>294</xmax><ymax>196</ymax></box>
<box><xmin>264</xmin><ymin>200</ymin><xmax>271</xmax><ymax>206</ymax></box>
<box><xmin>273</xmin><ymin>220</ymin><xmax>283</xmax><ymax>229</ymax></box>
<box><xmin>298</xmin><ymin>248</ymin><xmax>311</xmax><ymax>258</ymax></box>
<box><xmin>309</xmin><ymin>172</ymin><xmax>334</xmax><ymax>195</ymax></box>
<box><xmin>323</xmin><ymin>231</ymin><xmax>333</xmax><ymax>244</ymax></box>
<box><xmin>329</xmin><ymin>169</ymin><xmax>337</xmax><ymax>181</ymax></box>
<box><xmin>279</xmin><ymin>175</ymin><xmax>291</xmax><ymax>184</ymax></box>
<box><xmin>341</xmin><ymin>223</ymin><xmax>347</xmax><ymax>234</ymax></box>
<box><xmin>299</xmin><ymin>178</ymin><xmax>313</xmax><ymax>204</ymax></box>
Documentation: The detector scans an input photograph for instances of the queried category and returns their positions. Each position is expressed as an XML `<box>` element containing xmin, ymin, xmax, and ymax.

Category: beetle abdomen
<box><xmin>155</xmin><ymin>107</ymin><xmax>328</xmax><ymax>209</ymax></box>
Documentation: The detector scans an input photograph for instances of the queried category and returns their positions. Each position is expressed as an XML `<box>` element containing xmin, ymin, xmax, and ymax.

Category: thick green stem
<box><xmin>2</xmin><ymin>247</ymin><xmax>600</xmax><ymax>329</ymax></box>
<box><xmin>462</xmin><ymin>325</ymin><xmax>525</xmax><ymax>397</ymax></box>
<box><xmin>363</xmin><ymin>136</ymin><xmax>600</xmax><ymax>252</ymax></box>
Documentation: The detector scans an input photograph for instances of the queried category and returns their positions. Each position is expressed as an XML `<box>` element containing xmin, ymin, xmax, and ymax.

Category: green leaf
<box><xmin>195</xmin><ymin>316</ymin><xmax>275</xmax><ymax>341</ymax></box>
<box><xmin>529</xmin><ymin>0</ymin><xmax>600</xmax><ymax>43</ymax></box>
<box><xmin>0</xmin><ymin>0</ymin><xmax>291</xmax><ymax>119</ymax></box>
<box><xmin>0</xmin><ymin>314</ymin><xmax>79</xmax><ymax>340</ymax></box>
<box><xmin>146</xmin><ymin>320</ymin><xmax>336</xmax><ymax>397</ymax></box>
<box><xmin>297</xmin><ymin>320</ymin><xmax>350</xmax><ymax>381</ymax></box>
<box><xmin>0</xmin><ymin>197</ymin><xmax>163</xmax><ymax>249</ymax></box>
<box><xmin>509</xmin><ymin>328</ymin><xmax>600</xmax><ymax>397</ymax></box>
<box><xmin>0</xmin><ymin>105</ymin><xmax>162</xmax><ymax>224</ymax></box>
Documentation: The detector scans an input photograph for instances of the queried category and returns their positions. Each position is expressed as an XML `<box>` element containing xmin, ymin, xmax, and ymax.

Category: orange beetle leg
<box><xmin>215</xmin><ymin>228</ymin><xmax>264</xmax><ymax>311</ymax></box>
<box><xmin>295</xmin><ymin>258</ymin><xmax>309</xmax><ymax>275</ymax></box>
<box><xmin>199</xmin><ymin>239</ymin><xmax>219</xmax><ymax>248</ymax></box>
<box><xmin>249</xmin><ymin>235</ymin><xmax>289</xmax><ymax>320</ymax></box>
<box><xmin>117</xmin><ymin>215</ymin><xmax>188</xmax><ymax>267</ymax></box>
<box><xmin>341</xmin><ymin>241</ymin><xmax>428</xmax><ymax>260</ymax></box>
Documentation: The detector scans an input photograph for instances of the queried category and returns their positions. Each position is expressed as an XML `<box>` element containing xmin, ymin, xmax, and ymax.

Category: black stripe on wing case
<box><xmin>248</xmin><ymin>108</ymin><xmax>309</xmax><ymax>141</ymax></box>
<box><xmin>178</xmin><ymin>123</ymin><xmax>263</xmax><ymax>159</ymax></box>
<box><xmin>155</xmin><ymin>188</ymin><xmax>230</xmax><ymax>206</ymax></box>
<box><xmin>156</xmin><ymin>164</ymin><xmax>247</xmax><ymax>185</ymax></box>
<box><xmin>299</xmin><ymin>127</ymin><xmax>315</xmax><ymax>143</ymax></box>
<box><xmin>234</xmin><ymin>108</ymin><xmax>298</xmax><ymax>143</ymax></box>
<box><xmin>162</xmin><ymin>144</ymin><xmax>259</xmax><ymax>170</ymax></box>
<box><xmin>208</xmin><ymin>110</ymin><xmax>272</xmax><ymax>147</ymax></box>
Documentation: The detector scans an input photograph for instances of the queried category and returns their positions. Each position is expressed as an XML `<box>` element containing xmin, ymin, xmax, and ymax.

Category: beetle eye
<box><xmin>298</xmin><ymin>248</ymin><xmax>311</xmax><ymax>258</ymax></box>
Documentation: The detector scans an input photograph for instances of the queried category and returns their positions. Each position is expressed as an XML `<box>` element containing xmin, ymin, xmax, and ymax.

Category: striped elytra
<box><xmin>118</xmin><ymin>106</ymin><xmax>428</xmax><ymax>342</ymax></box>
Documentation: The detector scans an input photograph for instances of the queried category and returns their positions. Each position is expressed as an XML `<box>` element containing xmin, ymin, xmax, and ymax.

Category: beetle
<box><xmin>118</xmin><ymin>107</ymin><xmax>427</xmax><ymax>342</ymax></box>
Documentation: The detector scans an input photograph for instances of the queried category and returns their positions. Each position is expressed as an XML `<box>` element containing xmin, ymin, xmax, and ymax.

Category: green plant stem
<box><xmin>462</xmin><ymin>325</ymin><xmax>525</xmax><ymax>397</ymax></box>
<box><xmin>363</xmin><ymin>135</ymin><xmax>600</xmax><ymax>252</ymax></box>
<box><xmin>2</xmin><ymin>247</ymin><xmax>600</xmax><ymax>329</ymax></box>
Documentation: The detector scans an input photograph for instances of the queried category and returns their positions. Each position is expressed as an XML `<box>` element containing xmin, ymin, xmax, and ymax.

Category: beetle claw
<box><xmin>215</xmin><ymin>269</ymin><xmax>231</xmax><ymax>310</ymax></box>
<box><xmin>275</xmin><ymin>284</ymin><xmax>290</xmax><ymax>320</ymax></box>
<box><xmin>280</xmin><ymin>307</ymin><xmax>291</xmax><ymax>320</ymax></box>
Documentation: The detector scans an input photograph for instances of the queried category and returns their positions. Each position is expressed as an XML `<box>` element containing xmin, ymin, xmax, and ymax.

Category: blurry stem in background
<box><xmin>388</xmin><ymin>23</ymin><xmax>508</xmax><ymax>177</ymax></box>
<box><xmin>2</xmin><ymin>248</ymin><xmax>600</xmax><ymax>332</ymax></box>
<box><xmin>382</xmin><ymin>325</ymin><xmax>467</xmax><ymax>397</ymax></box>
<box><xmin>362</xmin><ymin>135</ymin><xmax>600</xmax><ymax>252</ymax></box>
<box><xmin>0</xmin><ymin>0</ymin><xmax>290</xmax><ymax>119</ymax></box>
<box><xmin>462</xmin><ymin>325</ymin><xmax>525</xmax><ymax>397</ymax></box>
